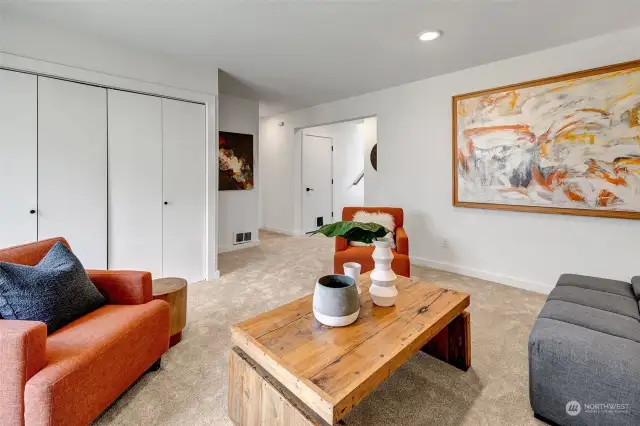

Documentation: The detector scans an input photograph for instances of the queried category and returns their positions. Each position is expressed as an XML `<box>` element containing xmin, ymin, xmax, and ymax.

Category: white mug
<box><xmin>343</xmin><ymin>262</ymin><xmax>362</xmax><ymax>294</ymax></box>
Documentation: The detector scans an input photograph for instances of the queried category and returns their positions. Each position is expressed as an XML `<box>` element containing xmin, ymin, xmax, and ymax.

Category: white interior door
<box><xmin>107</xmin><ymin>90</ymin><xmax>163</xmax><ymax>278</ymax></box>
<box><xmin>302</xmin><ymin>134</ymin><xmax>333</xmax><ymax>233</ymax></box>
<box><xmin>38</xmin><ymin>77</ymin><xmax>107</xmax><ymax>269</ymax></box>
<box><xmin>162</xmin><ymin>98</ymin><xmax>206</xmax><ymax>283</ymax></box>
<box><xmin>0</xmin><ymin>69</ymin><xmax>37</xmax><ymax>249</ymax></box>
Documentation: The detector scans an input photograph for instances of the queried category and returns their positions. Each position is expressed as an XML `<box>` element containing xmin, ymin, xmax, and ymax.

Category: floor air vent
<box><xmin>233</xmin><ymin>231</ymin><xmax>252</xmax><ymax>245</ymax></box>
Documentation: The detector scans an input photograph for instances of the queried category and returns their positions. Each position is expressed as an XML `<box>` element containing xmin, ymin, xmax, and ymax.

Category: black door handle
<box><xmin>306</xmin><ymin>188</ymin><xmax>314</xmax><ymax>192</ymax></box>
<box><xmin>164</xmin><ymin>201</ymin><xmax>168</xmax><ymax>205</ymax></box>
<box><xmin>30</xmin><ymin>209</ymin><xmax>36</xmax><ymax>214</ymax></box>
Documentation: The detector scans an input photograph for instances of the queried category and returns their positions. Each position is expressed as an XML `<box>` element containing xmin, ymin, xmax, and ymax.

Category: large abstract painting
<box><xmin>219</xmin><ymin>131</ymin><xmax>254</xmax><ymax>190</ymax></box>
<box><xmin>453</xmin><ymin>60</ymin><xmax>640</xmax><ymax>219</ymax></box>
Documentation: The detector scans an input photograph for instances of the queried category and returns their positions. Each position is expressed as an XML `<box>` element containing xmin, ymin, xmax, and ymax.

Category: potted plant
<box><xmin>306</xmin><ymin>221</ymin><xmax>389</xmax><ymax>243</ymax></box>
<box><xmin>308</xmin><ymin>221</ymin><xmax>398</xmax><ymax>307</ymax></box>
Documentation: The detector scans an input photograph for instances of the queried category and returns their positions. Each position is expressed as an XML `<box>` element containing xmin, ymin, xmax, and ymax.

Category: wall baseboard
<box><xmin>410</xmin><ymin>256</ymin><xmax>553</xmax><ymax>295</ymax></box>
<box><xmin>197</xmin><ymin>270</ymin><xmax>220</xmax><ymax>281</ymax></box>
<box><xmin>219</xmin><ymin>240</ymin><xmax>261</xmax><ymax>253</ymax></box>
<box><xmin>260</xmin><ymin>226</ymin><xmax>298</xmax><ymax>236</ymax></box>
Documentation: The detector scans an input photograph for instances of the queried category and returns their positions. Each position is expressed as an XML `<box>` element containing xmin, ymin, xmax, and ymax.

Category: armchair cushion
<box><xmin>87</xmin><ymin>270</ymin><xmax>152</xmax><ymax>305</ymax></box>
<box><xmin>0</xmin><ymin>242</ymin><xmax>105</xmax><ymax>334</ymax></box>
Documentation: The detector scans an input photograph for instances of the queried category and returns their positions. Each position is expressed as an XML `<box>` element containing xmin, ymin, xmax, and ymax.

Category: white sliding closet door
<box><xmin>0</xmin><ymin>70</ymin><xmax>37</xmax><ymax>248</ymax></box>
<box><xmin>107</xmin><ymin>90</ymin><xmax>163</xmax><ymax>278</ymax></box>
<box><xmin>162</xmin><ymin>99</ymin><xmax>206</xmax><ymax>283</ymax></box>
<box><xmin>38</xmin><ymin>77</ymin><xmax>107</xmax><ymax>269</ymax></box>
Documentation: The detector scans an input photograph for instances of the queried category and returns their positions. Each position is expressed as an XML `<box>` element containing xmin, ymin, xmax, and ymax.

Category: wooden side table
<box><xmin>152</xmin><ymin>277</ymin><xmax>187</xmax><ymax>348</ymax></box>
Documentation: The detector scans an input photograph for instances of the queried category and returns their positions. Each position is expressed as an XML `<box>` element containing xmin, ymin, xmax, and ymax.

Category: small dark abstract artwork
<box><xmin>453</xmin><ymin>60</ymin><xmax>640</xmax><ymax>219</ymax></box>
<box><xmin>219</xmin><ymin>131</ymin><xmax>254</xmax><ymax>190</ymax></box>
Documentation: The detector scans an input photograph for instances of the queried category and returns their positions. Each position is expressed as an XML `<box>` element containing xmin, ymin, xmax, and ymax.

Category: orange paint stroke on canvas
<box><xmin>606</xmin><ymin>92</ymin><xmax>634</xmax><ymax>110</ymax></box>
<box><xmin>596</xmin><ymin>189</ymin><xmax>621</xmax><ymax>207</ymax></box>
<box><xmin>613</xmin><ymin>157</ymin><xmax>640</xmax><ymax>175</ymax></box>
<box><xmin>457</xmin><ymin>101</ymin><xmax>468</xmax><ymax>117</ymax></box>
<box><xmin>630</xmin><ymin>105</ymin><xmax>640</xmax><ymax>127</ymax></box>
<box><xmin>556</xmin><ymin>129</ymin><xmax>597</xmax><ymax>145</ymax></box>
<box><xmin>508</xmin><ymin>92</ymin><xmax>519</xmax><ymax>112</ymax></box>
<box><xmin>457</xmin><ymin>149</ymin><xmax>469</xmax><ymax>173</ymax></box>
<box><xmin>563</xmin><ymin>186</ymin><xmax>586</xmax><ymax>202</ymax></box>
<box><xmin>498</xmin><ymin>187</ymin><xmax>528</xmax><ymax>195</ymax></box>
<box><xmin>464</xmin><ymin>124</ymin><xmax>533</xmax><ymax>137</ymax></box>
<box><xmin>577</xmin><ymin>108</ymin><xmax>608</xmax><ymax>115</ymax></box>
<box><xmin>614</xmin><ymin>157</ymin><xmax>640</xmax><ymax>166</ymax></box>
<box><xmin>586</xmin><ymin>160</ymin><xmax>627</xmax><ymax>186</ymax></box>
<box><xmin>478</xmin><ymin>91</ymin><xmax>518</xmax><ymax>107</ymax></box>
<box><xmin>532</xmin><ymin>167</ymin><xmax>568</xmax><ymax>191</ymax></box>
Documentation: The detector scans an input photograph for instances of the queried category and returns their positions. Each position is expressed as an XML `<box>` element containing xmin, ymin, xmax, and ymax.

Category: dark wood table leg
<box><xmin>421</xmin><ymin>311</ymin><xmax>471</xmax><ymax>371</ymax></box>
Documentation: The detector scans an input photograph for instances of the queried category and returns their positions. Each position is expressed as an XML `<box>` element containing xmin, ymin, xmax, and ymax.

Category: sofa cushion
<box><xmin>632</xmin><ymin>276</ymin><xmax>640</xmax><ymax>299</ymax></box>
<box><xmin>24</xmin><ymin>301</ymin><xmax>170</xmax><ymax>426</ymax></box>
<box><xmin>0</xmin><ymin>242</ymin><xmax>106</xmax><ymax>334</ymax></box>
<box><xmin>538</xmin><ymin>300</ymin><xmax>640</xmax><ymax>343</ymax></box>
<box><xmin>547</xmin><ymin>286</ymin><xmax>640</xmax><ymax>321</ymax></box>
<box><xmin>557</xmin><ymin>273</ymin><xmax>635</xmax><ymax>299</ymax></box>
<box><xmin>529</xmin><ymin>318</ymin><xmax>640</xmax><ymax>425</ymax></box>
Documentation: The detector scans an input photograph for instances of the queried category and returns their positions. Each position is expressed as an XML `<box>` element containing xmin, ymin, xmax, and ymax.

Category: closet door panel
<box><xmin>38</xmin><ymin>77</ymin><xmax>107</xmax><ymax>269</ymax></box>
<box><xmin>107</xmin><ymin>90</ymin><xmax>163</xmax><ymax>278</ymax></box>
<box><xmin>0</xmin><ymin>70</ymin><xmax>37</xmax><ymax>248</ymax></box>
<box><xmin>162</xmin><ymin>99</ymin><xmax>206</xmax><ymax>282</ymax></box>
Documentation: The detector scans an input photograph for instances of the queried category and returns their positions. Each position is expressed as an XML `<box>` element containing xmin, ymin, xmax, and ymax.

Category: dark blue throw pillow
<box><xmin>0</xmin><ymin>242</ymin><xmax>106</xmax><ymax>334</ymax></box>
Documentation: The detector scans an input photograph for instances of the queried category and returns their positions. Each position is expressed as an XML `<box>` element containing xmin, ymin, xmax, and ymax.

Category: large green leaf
<box><xmin>307</xmin><ymin>221</ymin><xmax>389</xmax><ymax>244</ymax></box>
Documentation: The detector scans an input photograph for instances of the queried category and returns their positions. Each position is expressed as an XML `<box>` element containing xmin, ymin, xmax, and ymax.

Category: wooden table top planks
<box><xmin>230</xmin><ymin>272</ymin><xmax>470</xmax><ymax>425</ymax></box>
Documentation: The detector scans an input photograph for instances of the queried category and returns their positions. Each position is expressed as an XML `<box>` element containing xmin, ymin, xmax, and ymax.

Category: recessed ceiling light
<box><xmin>418</xmin><ymin>30</ymin><xmax>442</xmax><ymax>42</ymax></box>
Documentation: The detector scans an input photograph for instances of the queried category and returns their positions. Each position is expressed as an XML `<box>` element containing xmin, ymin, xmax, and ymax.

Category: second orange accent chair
<box><xmin>334</xmin><ymin>207</ymin><xmax>410</xmax><ymax>277</ymax></box>
<box><xmin>0</xmin><ymin>238</ymin><xmax>171</xmax><ymax>426</ymax></box>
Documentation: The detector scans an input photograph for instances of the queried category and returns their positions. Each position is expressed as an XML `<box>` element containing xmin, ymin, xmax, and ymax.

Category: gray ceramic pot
<box><xmin>312</xmin><ymin>274</ymin><xmax>360</xmax><ymax>327</ymax></box>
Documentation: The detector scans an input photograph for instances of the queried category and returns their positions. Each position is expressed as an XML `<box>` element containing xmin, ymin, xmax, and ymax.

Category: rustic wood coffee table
<box><xmin>228</xmin><ymin>272</ymin><xmax>470</xmax><ymax>425</ymax></box>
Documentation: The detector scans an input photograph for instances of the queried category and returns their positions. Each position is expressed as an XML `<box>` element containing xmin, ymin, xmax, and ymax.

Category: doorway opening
<box><xmin>301</xmin><ymin>117</ymin><xmax>377</xmax><ymax>234</ymax></box>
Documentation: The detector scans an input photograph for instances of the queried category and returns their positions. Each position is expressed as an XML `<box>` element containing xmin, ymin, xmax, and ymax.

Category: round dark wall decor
<box><xmin>370</xmin><ymin>143</ymin><xmax>378</xmax><ymax>171</ymax></box>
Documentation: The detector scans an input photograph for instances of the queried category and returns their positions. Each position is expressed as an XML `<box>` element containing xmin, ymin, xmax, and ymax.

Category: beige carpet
<box><xmin>95</xmin><ymin>230</ymin><xmax>547</xmax><ymax>425</ymax></box>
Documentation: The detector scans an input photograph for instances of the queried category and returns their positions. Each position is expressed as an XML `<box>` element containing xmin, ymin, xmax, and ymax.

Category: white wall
<box><xmin>360</xmin><ymin>117</ymin><xmax>378</xmax><ymax>205</ymax></box>
<box><xmin>303</xmin><ymin>121</ymin><xmax>364</xmax><ymax>220</ymax></box>
<box><xmin>219</xmin><ymin>94</ymin><xmax>260</xmax><ymax>251</ymax></box>
<box><xmin>259</xmin><ymin>119</ymin><xmax>294</xmax><ymax>234</ymax></box>
<box><xmin>259</xmin><ymin>25</ymin><xmax>640</xmax><ymax>293</ymax></box>
<box><xmin>0</xmin><ymin>11</ymin><xmax>217</xmax><ymax>95</ymax></box>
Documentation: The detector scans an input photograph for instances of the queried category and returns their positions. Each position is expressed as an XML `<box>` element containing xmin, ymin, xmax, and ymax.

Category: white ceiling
<box><xmin>3</xmin><ymin>0</ymin><xmax>639</xmax><ymax>115</ymax></box>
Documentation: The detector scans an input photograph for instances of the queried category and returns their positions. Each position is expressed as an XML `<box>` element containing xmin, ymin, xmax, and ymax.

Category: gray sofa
<box><xmin>529</xmin><ymin>274</ymin><xmax>640</xmax><ymax>425</ymax></box>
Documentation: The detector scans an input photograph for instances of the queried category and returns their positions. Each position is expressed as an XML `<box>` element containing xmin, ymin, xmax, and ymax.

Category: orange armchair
<box><xmin>334</xmin><ymin>207</ymin><xmax>410</xmax><ymax>277</ymax></box>
<box><xmin>0</xmin><ymin>238</ymin><xmax>170</xmax><ymax>426</ymax></box>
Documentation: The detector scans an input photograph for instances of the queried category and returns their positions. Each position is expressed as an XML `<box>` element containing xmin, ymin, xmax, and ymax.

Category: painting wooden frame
<box><xmin>452</xmin><ymin>59</ymin><xmax>640</xmax><ymax>220</ymax></box>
